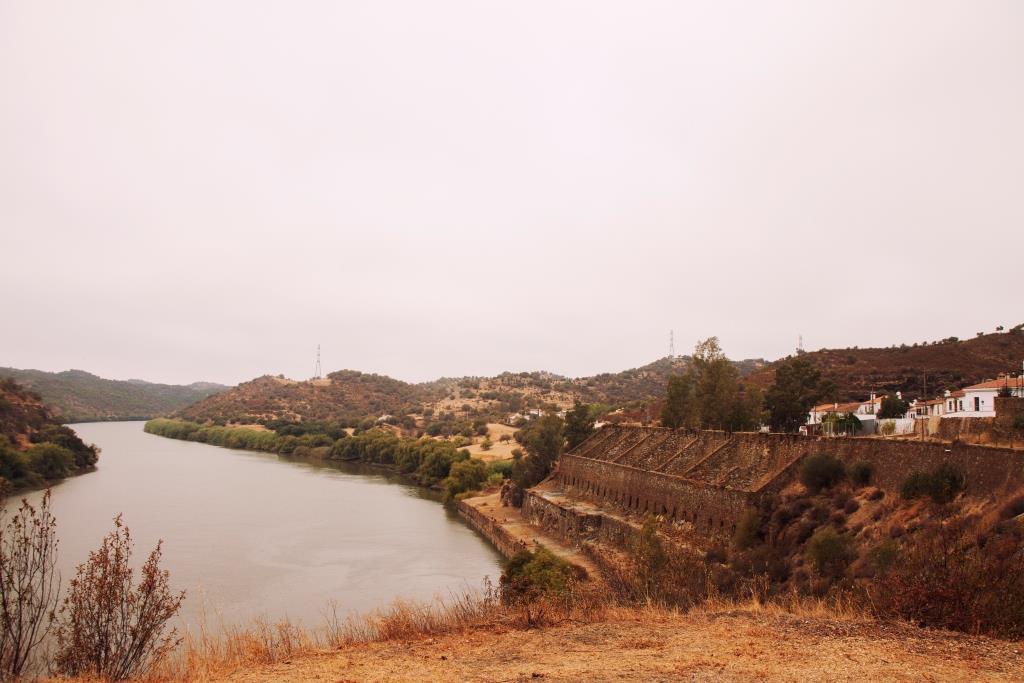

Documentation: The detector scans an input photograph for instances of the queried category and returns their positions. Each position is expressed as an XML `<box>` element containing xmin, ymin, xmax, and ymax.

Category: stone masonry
<box><xmin>550</xmin><ymin>425</ymin><xmax>1024</xmax><ymax>538</ymax></box>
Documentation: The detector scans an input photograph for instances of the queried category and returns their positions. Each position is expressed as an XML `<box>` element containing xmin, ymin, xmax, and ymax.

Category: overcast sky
<box><xmin>1</xmin><ymin>1</ymin><xmax>1022</xmax><ymax>386</ymax></box>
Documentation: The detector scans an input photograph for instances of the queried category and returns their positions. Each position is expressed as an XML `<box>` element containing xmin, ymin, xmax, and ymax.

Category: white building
<box><xmin>943</xmin><ymin>376</ymin><xmax>1024</xmax><ymax>417</ymax></box>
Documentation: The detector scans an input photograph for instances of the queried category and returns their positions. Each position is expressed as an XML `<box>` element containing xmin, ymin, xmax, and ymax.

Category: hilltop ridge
<box><xmin>745</xmin><ymin>330</ymin><xmax>1024</xmax><ymax>402</ymax></box>
<box><xmin>175</xmin><ymin>356</ymin><xmax>767</xmax><ymax>425</ymax></box>
<box><xmin>0</xmin><ymin>367</ymin><xmax>228</xmax><ymax>422</ymax></box>
<box><xmin>173</xmin><ymin>329</ymin><xmax>1024</xmax><ymax>427</ymax></box>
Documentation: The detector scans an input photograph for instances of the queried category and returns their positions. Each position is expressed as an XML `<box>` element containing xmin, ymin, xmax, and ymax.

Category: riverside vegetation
<box><xmin>143</xmin><ymin>418</ymin><xmax>507</xmax><ymax>503</ymax></box>
<box><xmin>0</xmin><ymin>378</ymin><xmax>98</xmax><ymax>494</ymax></box>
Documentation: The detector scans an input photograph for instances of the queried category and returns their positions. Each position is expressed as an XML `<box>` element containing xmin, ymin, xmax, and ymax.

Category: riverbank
<box><xmin>457</xmin><ymin>492</ymin><xmax>600</xmax><ymax>577</ymax></box>
<box><xmin>144</xmin><ymin>418</ymin><xmax>503</xmax><ymax>503</ymax></box>
<box><xmin>199</xmin><ymin>602</ymin><xmax>1024</xmax><ymax>682</ymax></box>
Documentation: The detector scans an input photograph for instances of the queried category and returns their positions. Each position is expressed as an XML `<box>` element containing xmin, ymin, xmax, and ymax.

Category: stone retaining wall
<box><xmin>456</xmin><ymin>500</ymin><xmax>528</xmax><ymax>559</ymax></box>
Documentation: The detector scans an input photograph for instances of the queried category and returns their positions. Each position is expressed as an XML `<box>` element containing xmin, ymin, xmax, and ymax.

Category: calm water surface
<box><xmin>5</xmin><ymin>422</ymin><xmax>502</xmax><ymax>629</ymax></box>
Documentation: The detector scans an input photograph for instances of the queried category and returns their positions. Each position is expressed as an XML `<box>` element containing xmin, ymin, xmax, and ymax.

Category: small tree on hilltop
<box><xmin>53</xmin><ymin>516</ymin><xmax>184</xmax><ymax>681</ymax></box>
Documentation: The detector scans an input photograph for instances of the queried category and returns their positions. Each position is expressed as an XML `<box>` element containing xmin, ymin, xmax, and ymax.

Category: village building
<box><xmin>942</xmin><ymin>376</ymin><xmax>1024</xmax><ymax>417</ymax></box>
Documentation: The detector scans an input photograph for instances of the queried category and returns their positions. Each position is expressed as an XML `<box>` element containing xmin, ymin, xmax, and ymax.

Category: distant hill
<box><xmin>173</xmin><ymin>330</ymin><xmax>1024</xmax><ymax>427</ymax></box>
<box><xmin>745</xmin><ymin>331</ymin><xmax>1024</xmax><ymax>402</ymax></box>
<box><xmin>175</xmin><ymin>356</ymin><xmax>767</xmax><ymax>425</ymax></box>
<box><xmin>177</xmin><ymin>371</ymin><xmax>438</xmax><ymax>424</ymax></box>
<box><xmin>0</xmin><ymin>368</ymin><xmax>228</xmax><ymax>422</ymax></box>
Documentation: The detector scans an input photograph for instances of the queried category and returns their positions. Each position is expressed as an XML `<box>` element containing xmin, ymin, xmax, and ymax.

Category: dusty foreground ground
<box><xmin>212</xmin><ymin>608</ymin><xmax>1023</xmax><ymax>682</ymax></box>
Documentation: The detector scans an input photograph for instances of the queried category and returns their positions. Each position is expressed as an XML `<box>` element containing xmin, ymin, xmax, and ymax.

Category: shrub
<box><xmin>732</xmin><ymin>509</ymin><xmax>762</xmax><ymax>550</ymax></box>
<box><xmin>53</xmin><ymin>516</ymin><xmax>184</xmax><ymax>680</ymax></box>
<box><xmin>442</xmin><ymin>458</ymin><xmax>488</xmax><ymax>503</ymax></box>
<box><xmin>500</xmin><ymin>547</ymin><xmax>576</xmax><ymax>603</ymax></box>
<box><xmin>489</xmin><ymin>460</ymin><xmax>513</xmax><ymax>479</ymax></box>
<box><xmin>848</xmin><ymin>461</ymin><xmax>873</xmax><ymax>487</ymax></box>
<box><xmin>479</xmin><ymin>437</ymin><xmax>493</xmax><ymax>452</ymax></box>
<box><xmin>806</xmin><ymin>526</ymin><xmax>854</xmax><ymax>577</ymax></box>
<box><xmin>868</xmin><ymin>519</ymin><xmax>1024</xmax><ymax>638</ymax></box>
<box><xmin>901</xmin><ymin>464</ymin><xmax>965</xmax><ymax>504</ymax></box>
<box><xmin>799</xmin><ymin>454</ymin><xmax>846</xmax><ymax>494</ymax></box>
<box><xmin>25</xmin><ymin>444</ymin><xmax>74</xmax><ymax>480</ymax></box>
<box><xmin>630</xmin><ymin>518</ymin><xmax>669</xmax><ymax>597</ymax></box>
<box><xmin>865</xmin><ymin>540</ymin><xmax>899</xmax><ymax>574</ymax></box>
<box><xmin>0</xmin><ymin>492</ymin><xmax>60</xmax><ymax>679</ymax></box>
<box><xmin>0</xmin><ymin>443</ymin><xmax>30</xmax><ymax>485</ymax></box>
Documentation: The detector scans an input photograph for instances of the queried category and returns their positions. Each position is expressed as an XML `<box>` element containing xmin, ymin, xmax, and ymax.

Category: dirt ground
<box><xmin>210</xmin><ymin>607</ymin><xmax>1024</xmax><ymax>682</ymax></box>
<box><xmin>466</xmin><ymin>423</ymin><xmax>519</xmax><ymax>462</ymax></box>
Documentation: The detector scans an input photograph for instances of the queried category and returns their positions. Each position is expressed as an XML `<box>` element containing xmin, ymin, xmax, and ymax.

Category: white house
<box><xmin>807</xmin><ymin>393</ymin><xmax>890</xmax><ymax>425</ymax></box>
<box><xmin>943</xmin><ymin>376</ymin><xmax>1024</xmax><ymax>417</ymax></box>
<box><xmin>909</xmin><ymin>397</ymin><xmax>946</xmax><ymax>418</ymax></box>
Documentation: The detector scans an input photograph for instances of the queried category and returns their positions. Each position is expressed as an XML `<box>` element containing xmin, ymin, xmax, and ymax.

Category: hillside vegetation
<box><xmin>0</xmin><ymin>378</ymin><xmax>98</xmax><ymax>492</ymax></box>
<box><xmin>0</xmin><ymin>367</ymin><xmax>227</xmax><ymax>422</ymax></box>
<box><xmin>176</xmin><ymin>356</ymin><xmax>766</xmax><ymax>427</ymax></box>
<box><xmin>746</xmin><ymin>329</ymin><xmax>1024</xmax><ymax>402</ymax></box>
<box><xmin>172</xmin><ymin>328</ymin><xmax>1024</xmax><ymax>431</ymax></box>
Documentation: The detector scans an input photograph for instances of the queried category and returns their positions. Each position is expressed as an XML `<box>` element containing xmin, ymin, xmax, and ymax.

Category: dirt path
<box><xmin>210</xmin><ymin>608</ymin><xmax>1024</xmax><ymax>682</ymax></box>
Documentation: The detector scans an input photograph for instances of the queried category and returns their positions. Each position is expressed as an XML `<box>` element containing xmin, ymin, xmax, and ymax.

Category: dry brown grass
<box><xmin>135</xmin><ymin>580</ymin><xmax>885</xmax><ymax>682</ymax></box>
<box><xmin>144</xmin><ymin>581</ymin><xmax>621</xmax><ymax>681</ymax></box>
<box><xmin>141</xmin><ymin>590</ymin><xmax>1024</xmax><ymax>682</ymax></box>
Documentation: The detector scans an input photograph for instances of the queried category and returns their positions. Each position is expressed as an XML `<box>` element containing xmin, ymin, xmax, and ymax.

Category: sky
<box><xmin>1</xmin><ymin>1</ymin><xmax>1022</xmax><ymax>386</ymax></box>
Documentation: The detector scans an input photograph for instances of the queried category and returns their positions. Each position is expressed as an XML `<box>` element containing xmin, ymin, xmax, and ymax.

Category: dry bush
<box><xmin>53</xmin><ymin>515</ymin><xmax>184</xmax><ymax>680</ymax></box>
<box><xmin>0</xmin><ymin>491</ymin><xmax>60</xmax><ymax>680</ymax></box>
<box><xmin>866</xmin><ymin>516</ymin><xmax>1024</xmax><ymax>637</ymax></box>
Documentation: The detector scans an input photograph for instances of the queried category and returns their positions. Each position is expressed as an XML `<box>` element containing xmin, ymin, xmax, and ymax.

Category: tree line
<box><xmin>144</xmin><ymin>419</ymin><xmax>507</xmax><ymax>503</ymax></box>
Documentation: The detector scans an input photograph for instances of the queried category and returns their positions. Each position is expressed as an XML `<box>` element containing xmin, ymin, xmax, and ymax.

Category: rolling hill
<box><xmin>0</xmin><ymin>368</ymin><xmax>228</xmax><ymax>422</ymax></box>
<box><xmin>745</xmin><ymin>330</ymin><xmax>1024</xmax><ymax>402</ymax></box>
<box><xmin>173</xmin><ymin>330</ymin><xmax>1024</xmax><ymax>427</ymax></box>
<box><xmin>174</xmin><ymin>356</ymin><xmax>767</xmax><ymax>425</ymax></box>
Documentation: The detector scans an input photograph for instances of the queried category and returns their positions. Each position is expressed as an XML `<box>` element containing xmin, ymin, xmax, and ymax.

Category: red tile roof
<box><xmin>962</xmin><ymin>377</ymin><xmax>1024</xmax><ymax>391</ymax></box>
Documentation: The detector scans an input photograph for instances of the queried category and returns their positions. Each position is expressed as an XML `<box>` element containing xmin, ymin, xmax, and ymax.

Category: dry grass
<box><xmin>144</xmin><ymin>580</ymin><xmax>620</xmax><ymax>681</ymax></box>
<box><xmin>146</xmin><ymin>590</ymin><xmax>1024</xmax><ymax>682</ymax></box>
<box><xmin>135</xmin><ymin>581</ymin><xmax>884</xmax><ymax>682</ymax></box>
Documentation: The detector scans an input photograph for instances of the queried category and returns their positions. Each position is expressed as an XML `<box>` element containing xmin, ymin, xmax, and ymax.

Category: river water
<box><xmin>4</xmin><ymin>422</ymin><xmax>503</xmax><ymax>630</ymax></box>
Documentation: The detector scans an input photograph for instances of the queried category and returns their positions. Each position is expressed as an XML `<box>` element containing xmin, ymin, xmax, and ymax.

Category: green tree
<box><xmin>692</xmin><ymin>337</ymin><xmax>743</xmax><ymax>430</ymax></box>
<box><xmin>443</xmin><ymin>458</ymin><xmax>489</xmax><ymax>503</ymax></box>
<box><xmin>564</xmin><ymin>402</ymin><xmax>595</xmax><ymax>449</ymax></box>
<box><xmin>765</xmin><ymin>357</ymin><xmax>830</xmax><ymax>433</ymax></box>
<box><xmin>661</xmin><ymin>373</ymin><xmax>696</xmax><ymax>429</ymax></box>
<box><xmin>26</xmin><ymin>444</ymin><xmax>74</xmax><ymax>480</ymax></box>
<box><xmin>878</xmin><ymin>395</ymin><xmax>908</xmax><ymax>419</ymax></box>
<box><xmin>512</xmin><ymin>414</ymin><xmax>564</xmax><ymax>490</ymax></box>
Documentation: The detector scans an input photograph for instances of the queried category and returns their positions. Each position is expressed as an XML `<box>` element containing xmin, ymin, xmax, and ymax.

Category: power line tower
<box><xmin>313</xmin><ymin>344</ymin><xmax>322</xmax><ymax>380</ymax></box>
<box><xmin>668</xmin><ymin>330</ymin><xmax>675</xmax><ymax>358</ymax></box>
<box><xmin>798</xmin><ymin>334</ymin><xmax>804</xmax><ymax>353</ymax></box>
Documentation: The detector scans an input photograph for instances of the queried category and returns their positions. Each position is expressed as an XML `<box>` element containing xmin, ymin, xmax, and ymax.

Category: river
<box><xmin>4</xmin><ymin>421</ymin><xmax>503</xmax><ymax>630</ymax></box>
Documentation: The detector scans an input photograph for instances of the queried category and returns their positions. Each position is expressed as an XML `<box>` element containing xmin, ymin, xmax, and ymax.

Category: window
<box><xmin>974</xmin><ymin>396</ymin><xmax>981</xmax><ymax>411</ymax></box>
